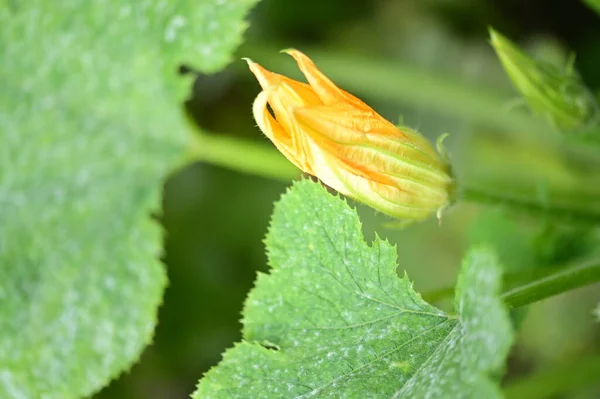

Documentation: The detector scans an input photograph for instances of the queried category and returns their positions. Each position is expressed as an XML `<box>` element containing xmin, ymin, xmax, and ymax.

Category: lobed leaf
<box><xmin>194</xmin><ymin>179</ymin><xmax>513</xmax><ymax>398</ymax></box>
<box><xmin>0</xmin><ymin>0</ymin><xmax>258</xmax><ymax>397</ymax></box>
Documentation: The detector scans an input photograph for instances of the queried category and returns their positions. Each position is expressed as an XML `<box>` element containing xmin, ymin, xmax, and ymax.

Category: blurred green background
<box><xmin>96</xmin><ymin>0</ymin><xmax>600</xmax><ymax>398</ymax></box>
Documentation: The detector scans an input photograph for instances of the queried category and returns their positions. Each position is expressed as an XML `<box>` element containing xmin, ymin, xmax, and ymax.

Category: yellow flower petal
<box><xmin>283</xmin><ymin>49</ymin><xmax>369</xmax><ymax>108</ymax></box>
<box><xmin>293</xmin><ymin>106</ymin><xmax>442</xmax><ymax>168</ymax></box>
<box><xmin>246</xmin><ymin>51</ymin><xmax>454</xmax><ymax>221</ymax></box>
<box><xmin>252</xmin><ymin>90</ymin><xmax>303</xmax><ymax>169</ymax></box>
<box><xmin>245</xmin><ymin>58</ymin><xmax>286</xmax><ymax>91</ymax></box>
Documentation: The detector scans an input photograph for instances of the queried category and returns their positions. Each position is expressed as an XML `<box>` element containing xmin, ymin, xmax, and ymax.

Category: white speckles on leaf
<box><xmin>164</xmin><ymin>15</ymin><xmax>186</xmax><ymax>43</ymax></box>
<box><xmin>194</xmin><ymin>180</ymin><xmax>513</xmax><ymax>398</ymax></box>
<box><xmin>0</xmin><ymin>0</ymin><xmax>259</xmax><ymax>397</ymax></box>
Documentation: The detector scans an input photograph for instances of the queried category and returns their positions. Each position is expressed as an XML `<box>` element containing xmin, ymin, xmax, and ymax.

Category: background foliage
<box><xmin>3</xmin><ymin>0</ymin><xmax>600</xmax><ymax>398</ymax></box>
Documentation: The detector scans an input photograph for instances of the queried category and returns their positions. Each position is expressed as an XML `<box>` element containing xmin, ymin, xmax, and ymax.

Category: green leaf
<box><xmin>0</xmin><ymin>0</ymin><xmax>258</xmax><ymax>397</ymax></box>
<box><xmin>194</xmin><ymin>179</ymin><xmax>513</xmax><ymax>398</ymax></box>
<box><xmin>189</xmin><ymin>0</ymin><xmax>259</xmax><ymax>73</ymax></box>
<box><xmin>467</xmin><ymin>210</ymin><xmax>536</xmax><ymax>272</ymax></box>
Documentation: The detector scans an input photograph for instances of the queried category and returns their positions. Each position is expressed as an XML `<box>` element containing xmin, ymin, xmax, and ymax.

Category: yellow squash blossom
<box><xmin>246</xmin><ymin>50</ymin><xmax>453</xmax><ymax>221</ymax></box>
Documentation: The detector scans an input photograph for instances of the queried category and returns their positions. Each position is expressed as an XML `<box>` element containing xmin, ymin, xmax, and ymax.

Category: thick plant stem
<box><xmin>423</xmin><ymin>259</ymin><xmax>600</xmax><ymax>308</ymax></box>
<box><xmin>460</xmin><ymin>185</ymin><xmax>600</xmax><ymax>225</ymax></box>
<box><xmin>503</xmin><ymin>353</ymin><xmax>600</xmax><ymax>399</ymax></box>
<box><xmin>501</xmin><ymin>259</ymin><xmax>600</xmax><ymax>308</ymax></box>
<box><xmin>179</xmin><ymin>132</ymin><xmax>299</xmax><ymax>181</ymax></box>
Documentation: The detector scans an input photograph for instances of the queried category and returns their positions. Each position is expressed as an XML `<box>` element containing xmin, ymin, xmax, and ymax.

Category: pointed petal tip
<box><xmin>281</xmin><ymin>48</ymin><xmax>308</xmax><ymax>61</ymax></box>
<box><xmin>244</xmin><ymin>58</ymin><xmax>271</xmax><ymax>85</ymax></box>
<box><xmin>280</xmin><ymin>48</ymin><xmax>298</xmax><ymax>55</ymax></box>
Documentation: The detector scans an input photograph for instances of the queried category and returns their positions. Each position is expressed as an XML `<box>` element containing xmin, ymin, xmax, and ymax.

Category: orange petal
<box><xmin>293</xmin><ymin>105</ymin><xmax>396</xmax><ymax>137</ymax></box>
<box><xmin>334</xmin><ymin>169</ymin><xmax>444</xmax><ymax>219</ymax></box>
<box><xmin>267</xmin><ymin>80</ymin><xmax>322</xmax><ymax>130</ymax></box>
<box><xmin>283</xmin><ymin>49</ymin><xmax>370</xmax><ymax>108</ymax></box>
<box><xmin>245</xmin><ymin>57</ymin><xmax>322</xmax><ymax>132</ymax></box>
<box><xmin>321</xmin><ymin>162</ymin><xmax>437</xmax><ymax>220</ymax></box>
<box><xmin>245</xmin><ymin>57</ymin><xmax>322</xmax><ymax>104</ymax></box>
<box><xmin>245</xmin><ymin>58</ymin><xmax>288</xmax><ymax>91</ymax></box>
<box><xmin>252</xmin><ymin>90</ymin><xmax>298</xmax><ymax>164</ymax></box>
<box><xmin>293</xmin><ymin>106</ymin><xmax>448</xmax><ymax>186</ymax></box>
<box><xmin>294</xmin><ymin>106</ymin><xmax>442</xmax><ymax>161</ymax></box>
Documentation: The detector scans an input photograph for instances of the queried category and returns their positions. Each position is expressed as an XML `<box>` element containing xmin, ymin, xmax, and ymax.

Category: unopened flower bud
<box><xmin>490</xmin><ymin>28</ymin><xmax>599</xmax><ymax>132</ymax></box>
<box><xmin>245</xmin><ymin>50</ymin><xmax>453</xmax><ymax>221</ymax></box>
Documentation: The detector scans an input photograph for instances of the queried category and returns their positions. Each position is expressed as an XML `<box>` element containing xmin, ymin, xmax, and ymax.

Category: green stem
<box><xmin>180</xmin><ymin>132</ymin><xmax>299</xmax><ymax>181</ymax></box>
<box><xmin>423</xmin><ymin>259</ymin><xmax>600</xmax><ymax>308</ymax></box>
<box><xmin>501</xmin><ymin>259</ymin><xmax>600</xmax><ymax>308</ymax></box>
<box><xmin>503</xmin><ymin>353</ymin><xmax>600</xmax><ymax>399</ymax></box>
<box><xmin>460</xmin><ymin>185</ymin><xmax>600</xmax><ymax>225</ymax></box>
